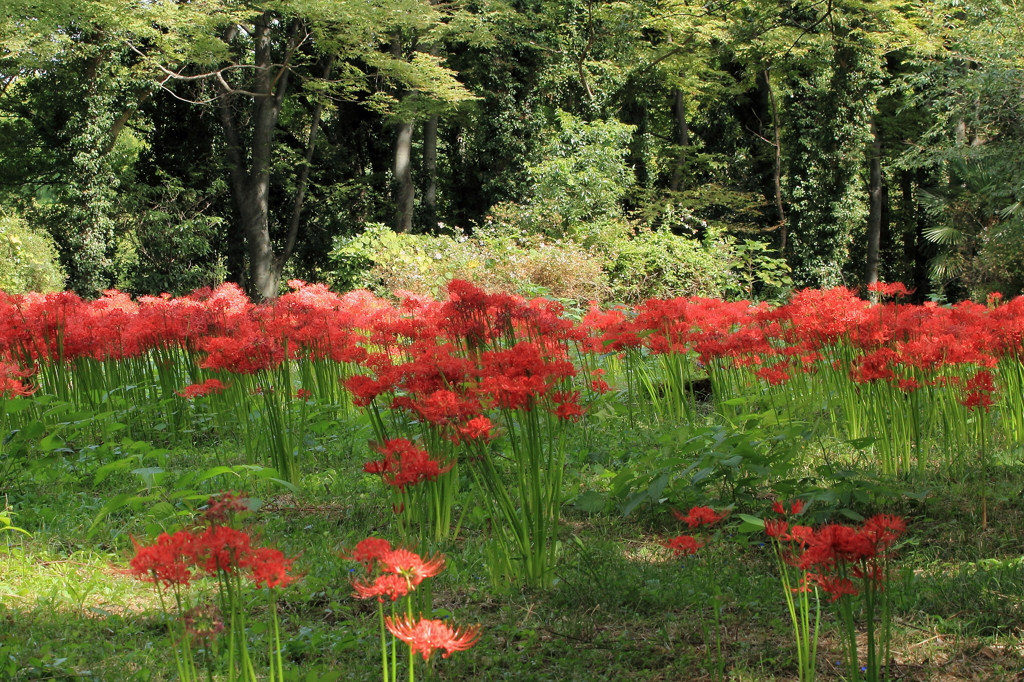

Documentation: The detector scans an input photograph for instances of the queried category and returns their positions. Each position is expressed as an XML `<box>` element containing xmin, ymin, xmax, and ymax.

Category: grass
<box><xmin>4</xmin><ymin>410</ymin><xmax>1024</xmax><ymax>681</ymax></box>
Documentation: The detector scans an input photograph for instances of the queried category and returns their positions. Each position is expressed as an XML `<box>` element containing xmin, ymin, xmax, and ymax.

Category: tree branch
<box><xmin>100</xmin><ymin>88</ymin><xmax>154</xmax><ymax>155</ymax></box>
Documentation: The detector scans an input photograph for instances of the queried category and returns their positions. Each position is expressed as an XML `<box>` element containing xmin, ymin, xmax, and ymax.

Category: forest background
<box><xmin>1</xmin><ymin>0</ymin><xmax>1022</xmax><ymax>305</ymax></box>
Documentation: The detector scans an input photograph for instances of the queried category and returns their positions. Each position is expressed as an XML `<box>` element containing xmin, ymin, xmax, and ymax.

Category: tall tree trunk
<box><xmin>394</xmin><ymin>121</ymin><xmax>415</xmax><ymax>233</ymax></box>
<box><xmin>392</xmin><ymin>37</ymin><xmax>415</xmax><ymax>233</ymax></box>
<box><xmin>765</xmin><ymin>69</ymin><xmax>786</xmax><ymax>251</ymax></box>
<box><xmin>903</xmin><ymin>169</ymin><xmax>930</xmax><ymax>301</ymax></box>
<box><xmin>215</xmin><ymin>17</ymin><xmax>300</xmax><ymax>300</ymax></box>
<box><xmin>866</xmin><ymin>117</ymin><xmax>883</xmax><ymax>287</ymax></box>
<box><xmin>669</xmin><ymin>89</ymin><xmax>690</xmax><ymax>193</ymax></box>
<box><xmin>423</xmin><ymin>113</ymin><xmax>438</xmax><ymax>231</ymax></box>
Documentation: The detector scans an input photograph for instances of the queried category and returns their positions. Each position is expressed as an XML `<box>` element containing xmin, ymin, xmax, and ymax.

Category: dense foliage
<box><xmin>2</xmin><ymin>0</ymin><xmax>1023</xmax><ymax>302</ymax></box>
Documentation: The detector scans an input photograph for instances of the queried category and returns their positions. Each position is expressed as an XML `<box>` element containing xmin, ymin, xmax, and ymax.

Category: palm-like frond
<box><xmin>923</xmin><ymin>225</ymin><xmax>965</xmax><ymax>246</ymax></box>
<box><xmin>928</xmin><ymin>252</ymin><xmax>964</xmax><ymax>281</ymax></box>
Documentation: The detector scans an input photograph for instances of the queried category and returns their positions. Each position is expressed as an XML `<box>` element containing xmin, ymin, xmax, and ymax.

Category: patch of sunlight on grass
<box><xmin>0</xmin><ymin>545</ymin><xmax>155</xmax><ymax>615</ymax></box>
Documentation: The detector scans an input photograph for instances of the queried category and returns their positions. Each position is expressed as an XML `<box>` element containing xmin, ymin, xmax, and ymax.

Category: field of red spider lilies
<box><xmin>2</xmin><ymin>279</ymin><xmax>1024</xmax><ymax>681</ymax></box>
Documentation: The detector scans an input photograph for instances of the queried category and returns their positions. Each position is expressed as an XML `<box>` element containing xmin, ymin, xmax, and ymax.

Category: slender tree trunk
<box><xmin>765</xmin><ymin>69</ymin><xmax>787</xmax><ymax>251</ymax></box>
<box><xmin>423</xmin><ymin>113</ymin><xmax>438</xmax><ymax>230</ymax></box>
<box><xmin>282</xmin><ymin>55</ymin><xmax>334</xmax><ymax>272</ymax></box>
<box><xmin>420</xmin><ymin>42</ymin><xmax>440</xmax><ymax>233</ymax></box>
<box><xmin>866</xmin><ymin>117</ymin><xmax>883</xmax><ymax>286</ymax></box>
<box><xmin>391</xmin><ymin>37</ymin><xmax>415</xmax><ymax>233</ymax></box>
<box><xmin>669</xmin><ymin>89</ymin><xmax>690</xmax><ymax>192</ymax></box>
<box><xmin>909</xmin><ymin>169</ymin><xmax>930</xmax><ymax>300</ymax></box>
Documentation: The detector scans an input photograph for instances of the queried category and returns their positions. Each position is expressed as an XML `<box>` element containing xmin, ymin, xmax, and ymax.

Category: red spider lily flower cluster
<box><xmin>200</xmin><ymin>491</ymin><xmax>250</xmax><ymax>526</ymax></box>
<box><xmin>5</xmin><ymin>280</ymin><xmax>1023</xmax><ymax>425</ymax></box>
<box><xmin>765</xmin><ymin>499</ymin><xmax>813</xmax><ymax>549</ymax></box>
<box><xmin>673</xmin><ymin>505</ymin><xmax>730</xmax><ymax>528</ymax></box>
<box><xmin>0</xmin><ymin>282</ymin><xmax>383</xmax><ymax>373</ymax></box>
<box><xmin>662</xmin><ymin>506</ymin><xmax>728</xmax><ymax>556</ymax></box>
<box><xmin>786</xmin><ymin>515</ymin><xmax>905</xmax><ymax>601</ymax></box>
<box><xmin>129</xmin><ymin>527</ymin><xmax>295</xmax><ymax>589</ymax></box>
<box><xmin>961</xmin><ymin>369</ymin><xmax>996</xmax><ymax>411</ymax></box>
<box><xmin>867</xmin><ymin>282</ymin><xmax>913</xmax><ymax>299</ymax></box>
<box><xmin>384</xmin><ymin>615</ymin><xmax>481</xmax><ymax>661</ymax></box>
<box><xmin>363</xmin><ymin>438</ymin><xmax>454</xmax><ymax>492</ymax></box>
<box><xmin>346</xmin><ymin>538</ymin><xmax>445</xmax><ymax>601</ymax></box>
<box><xmin>6</xmin><ymin>279</ymin><xmax>1024</xmax><ymax>495</ymax></box>
<box><xmin>0</xmin><ymin>361</ymin><xmax>34</xmax><ymax>397</ymax></box>
<box><xmin>457</xmin><ymin>415</ymin><xmax>495</xmax><ymax>442</ymax></box>
<box><xmin>662</xmin><ymin>535</ymin><xmax>703</xmax><ymax>556</ymax></box>
<box><xmin>177</xmin><ymin>378</ymin><xmax>227</xmax><ymax>399</ymax></box>
<box><xmin>128</xmin><ymin>493</ymin><xmax>296</xmax><ymax>590</ymax></box>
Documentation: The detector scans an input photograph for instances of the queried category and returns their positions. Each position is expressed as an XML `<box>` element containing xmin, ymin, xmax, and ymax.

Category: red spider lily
<box><xmin>177</xmin><ymin>378</ymin><xmax>227</xmax><ymax>399</ymax></box>
<box><xmin>394</xmin><ymin>388</ymin><xmax>482</xmax><ymax>426</ymax></box>
<box><xmin>812</xmin><ymin>574</ymin><xmax>859</xmax><ymax>602</ymax></box>
<box><xmin>199</xmin><ymin>328</ymin><xmax>286</xmax><ymax>374</ymax></box>
<box><xmin>201</xmin><ymin>491</ymin><xmax>249</xmax><ymax>526</ymax></box>
<box><xmin>796</xmin><ymin>517</ymin><xmax>905</xmax><ymax>579</ymax></box>
<box><xmin>849</xmin><ymin>348</ymin><xmax>898</xmax><ymax>383</ymax></box>
<box><xmin>672</xmin><ymin>506</ymin><xmax>728</xmax><ymax>528</ymax></box>
<box><xmin>243</xmin><ymin>547</ymin><xmax>296</xmax><ymax>589</ymax></box>
<box><xmin>458</xmin><ymin>415</ymin><xmax>494</xmax><ymax>442</ymax></box>
<box><xmin>553</xmin><ymin>400</ymin><xmax>585</xmax><ymax>421</ymax></box>
<box><xmin>867</xmin><ymin>282</ymin><xmax>913</xmax><ymax>299</ymax></box>
<box><xmin>896</xmin><ymin>377</ymin><xmax>920</xmax><ymax>393</ymax></box>
<box><xmin>961</xmin><ymin>369</ymin><xmax>997</xmax><ymax>411</ymax></box>
<box><xmin>0</xmin><ymin>362</ymin><xmax>34</xmax><ymax>397</ymax></box>
<box><xmin>344</xmin><ymin>537</ymin><xmax>394</xmax><ymax>570</ymax></box>
<box><xmin>765</xmin><ymin>519</ymin><xmax>789</xmax><ymax>538</ymax></box>
<box><xmin>786</xmin><ymin>525</ymin><xmax>814</xmax><ymax>548</ymax></box>
<box><xmin>796</xmin><ymin>524</ymin><xmax>876</xmax><ymax>571</ymax></box>
<box><xmin>771</xmin><ymin>500</ymin><xmax>805</xmax><ymax>516</ymax></box>
<box><xmin>662</xmin><ymin>534</ymin><xmax>703</xmax><ymax>556</ymax></box>
<box><xmin>756</xmin><ymin>361</ymin><xmax>791</xmax><ymax>385</ymax></box>
<box><xmin>384</xmin><ymin>616</ymin><xmax>481</xmax><ymax>660</ymax></box>
<box><xmin>966</xmin><ymin>370</ymin><xmax>996</xmax><ymax>393</ymax></box>
<box><xmin>363</xmin><ymin>438</ymin><xmax>454</xmax><ymax>492</ymax></box>
<box><xmin>352</xmin><ymin>573</ymin><xmax>410</xmax><ymax>602</ymax></box>
<box><xmin>190</xmin><ymin>526</ymin><xmax>254</xmax><ymax>575</ymax></box>
<box><xmin>962</xmin><ymin>391</ymin><xmax>994</xmax><ymax>411</ymax></box>
<box><xmin>129</xmin><ymin>531</ymin><xmax>196</xmax><ymax>587</ymax></box>
<box><xmin>380</xmin><ymin>548</ymin><xmax>445</xmax><ymax>587</ymax></box>
<box><xmin>861</xmin><ymin>514</ymin><xmax>905</xmax><ymax>551</ymax></box>
<box><xmin>345</xmin><ymin>374</ymin><xmax>393</xmax><ymax>407</ymax></box>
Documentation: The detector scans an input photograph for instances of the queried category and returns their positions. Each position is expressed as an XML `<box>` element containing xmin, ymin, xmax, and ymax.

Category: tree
<box><xmin>2</xmin><ymin>0</ymin><xmax>473</xmax><ymax>299</ymax></box>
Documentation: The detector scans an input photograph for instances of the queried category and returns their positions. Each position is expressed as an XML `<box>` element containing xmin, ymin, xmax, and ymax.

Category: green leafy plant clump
<box><xmin>0</xmin><ymin>211</ymin><xmax>65</xmax><ymax>294</ymax></box>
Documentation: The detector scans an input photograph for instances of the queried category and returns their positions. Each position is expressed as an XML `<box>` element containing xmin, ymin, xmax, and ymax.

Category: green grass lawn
<box><xmin>4</xmin><ymin>412</ymin><xmax>1024</xmax><ymax>682</ymax></box>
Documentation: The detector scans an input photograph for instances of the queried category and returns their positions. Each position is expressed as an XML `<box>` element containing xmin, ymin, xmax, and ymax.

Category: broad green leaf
<box><xmin>736</xmin><ymin>514</ymin><xmax>765</xmax><ymax>528</ymax></box>
<box><xmin>574</xmin><ymin>491</ymin><xmax>607</xmax><ymax>513</ymax></box>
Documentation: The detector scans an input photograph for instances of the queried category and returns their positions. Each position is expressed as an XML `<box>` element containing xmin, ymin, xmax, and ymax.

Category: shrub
<box><xmin>604</xmin><ymin>227</ymin><xmax>733</xmax><ymax>304</ymax></box>
<box><xmin>328</xmin><ymin>224</ymin><xmax>608</xmax><ymax>302</ymax></box>
<box><xmin>0</xmin><ymin>210</ymin><xmax>66</xmax><ymax>293</ymax></box>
